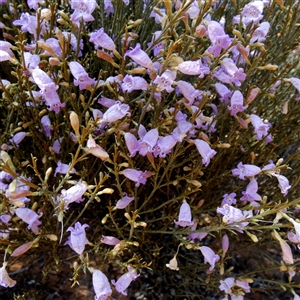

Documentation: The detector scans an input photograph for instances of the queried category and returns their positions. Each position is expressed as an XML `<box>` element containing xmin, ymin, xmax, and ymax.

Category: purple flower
<box><xmin>69</xmin><ymin>61</ymin><xmax>95</xmax><ymax>90</ymax></box>
<box><xmin>15</xmin><ymin>207</ymin><xmax>42</xmax><ymax>235</ymax></box>
<box><xmin>207</xmin><ymin>21</ymin><xmax>232</xmax><ymax>57</ymax></box>
<box><xmin>115</xmin><ymin>193</ymin><xmax>135</xmax><ymax>209</ymax></box>
<box><xmin>0</xmin><ymin>262</ymin><xmax>16</xmax><ymax>288</ymax></box>
<box><xmin>250</xmin><ymin>21</ymin><xmax>270</xmax><ymax>43</ymax></box>
<box><xmin>232</xmin><ymin>162</ymin><xmax>261</xmax><ymax>180</ymax></box>
<box><xmin>153</xmin><ymin>135</ymin><xmax>177</xmax><ymax>158</ymax></box>
<box><xmin>70</xmin><ymin>0</ymin><xmax>97</xmax><ymax>24</ymax></box>
<box><xmin>174</xmin><ymin>200</ymin><xmax>194</xmax><ymax>227</ymax></box>
<box><xmin>189</xmin><ymin>221</ymin><xmax>208</xmax><ymax>241</ymax></box>
<box><xmin>89</xmin><ymin>28</ymin><xmax>116</xmax><ymax>51</ymax></box>
<box><xmin>274</xmin><ymin>174</ymin><xmax>291</xmax><ymax>196</ymax></box>
<box><xmin>111</xmin><ymin>266</ymin><xmax>139</xmax><ymax>296</ymax></box>
<box><xmin>54</xmin><ymin>160</ymin><xmax>76</xmax><ymax>176</ymax></box>
<box><xmin>121</xmin><ymin>75</ymin><xmax>148</xmax><ymax>93</ymax></box>
<box><xmin>0</xmin><ymin>41</ymin><xmax>15</xmax><ymax>59</ymax></box>
<box><xmin>217</xmin><ymin>204</ymin><xmax>253</xmax><ymax>227</ymax></box>
<box><xmin>13</xmin><ymin>13</ymin><xmax>40</xmax><ymax>38</ymax></box>
<box><xmin>241</xmin><ymin>178</ymin><xmax>262</xmax><ymax>206</ymax></box>
<box><xmin>222</xmin><ymin>59</ymin><xmax>246</xmax><ymax>86</ymax></box>
<box><xmin>65</xmin><ymin>222</ymin><xmax>89</xmax><ymax>255</ymax></box>
<box><xmin>221</xmin><ymin>193</ymin><xmax>237</xmax><ymax>207</ymax></box>
<box><xmin>186</xmin><ymin>0</ymin><xmax>200</xmax><ymax>19</ymax></box>
<box><xmin>215</xmin><ymin>83</ymin><xmax>232</xmax><ymax>103</ymax></box>
<box><xmin>172</xmin><ymin>120</ymin><xmax>192</xmax><ymax>142</ymax></box>
<box><xmin>10</xmin><ymin>132</ymin><xmax>26</xmax><ymax>146</ymax></box>
<box><xmin>176</xmin><ymin>80</ymin><xmax>202</xmax><ymax>106</ymax></box>
<box><xmin>61</xmin><ymin>181</ymin><xmax>88</xmax><ymax>208</ymax></box>
<box><xmin>138</xmin><ymin>128</ymin><xmax>159</xmax><ymax>156</ymax></box>
<box><xmin>104</xmin><ymin>0</ymin><xmax>114</xmax><ymax>16</ymax></box>
<box><xmin>177</xmin><ymin>59</ymin><xmax>210</xmax><ymax>78</ymax></box>
<box><xmin>219</xmin><ymin>277</ymin><xmax>235</xmax><ymax>294</ymax></box>
<box><xmin>101</xmin><ymin>236</ymin><xmax>121</xmax><ymax>246</ymax></box>
<box><xmin>286</xmin><ymin>77</ymin><xmax>300</xmax><ymax>94</ymax></box>
<box><xmin>240</xmin><ymin>1</ymin><xmax>264</xmax><ymax>26</ymax></box>
<box><xmin>150</xmin><ymin>8</ymin><xmax>166</xmax><ymax>24</ymax></box>
<box><xmin>102</xmin><ymin>101</ymin><xmax>130</xmax><ymax>122</ymax></box>
<box><xmin>250</xmin><ymin>114</ymin><xmax>271</xmax><ymax>140</ymax></box>
<box><xmin>123</xmin><ymin>169</ymin><xmax>152</xmax><ymax>187</ymax></box>
<box><xmin>199</xmin><ymin>246</ymin><xmax>220</xmax><ymax>272</ymax></box>
<box><xmin>147</xmin><ymin>30</ymin><xmax>164</xmax><ymax>56</ymax></box>
<box><xmin>194</xmin><ymin>139</ymin><xmax>217</xmax><ymax>167</ymax></box>
<box><xmin>92</xmin><ymin>270</ymin><xmax>112</xmax><ymax>300</ymax></box>
<box><xmin>62</xmin><ymin>32</ymin><xmax>83</xmax><ymax>56</ymax></box>
<box><xmin>52</xmin><ymin>137</ymin><xmax>62</xmax><ymax>154</ymax></box>
<box><xmin>41</xmin><ymin>115</ymin><xmax>52</xmax><ymax>138</ymax></box>
<box><xmin>124</xmin><ymin>43</ymin><xmax>153</xmax><ymax>69</ymax></box>
<box><xmin>153</xmin><ymin>70</ymin><xmax>176</xmax><ymax>92</ymax></box>
<box><xmin>124</xmin><ymin>132</ymin><xmax>141</xmax><ymax>157</ymax></box>
<box><xmin>27</xmin><ymin>0</ymin><xmax>43</xmax><ymax>10</ymax></box>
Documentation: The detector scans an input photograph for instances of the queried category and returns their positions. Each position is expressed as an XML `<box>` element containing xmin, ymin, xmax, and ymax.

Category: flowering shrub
<box><xmin>1</xmin><ymin>0</ymin><xmax>300</xmax><ymax>299</ymax></box>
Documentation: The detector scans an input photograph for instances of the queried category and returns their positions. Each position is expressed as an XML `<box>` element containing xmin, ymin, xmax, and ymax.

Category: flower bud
<box><xmin>70</xmin><ymin>111</ymin><xmax>80</xmax><ymax>136</ymax></box>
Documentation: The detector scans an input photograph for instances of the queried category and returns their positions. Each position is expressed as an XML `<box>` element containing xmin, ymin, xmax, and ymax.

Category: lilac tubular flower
<box><xmin>207</xmin><ymin>21</ymin><xmax>232</xmax><ymax>57</ymax></box>
<box><xmin>115</xmin><ymin>194</ymin><xmax>134</xmax><ymax>209</ymax></box>
<box><xmin>222</xmin><ymin>59</ymin><xmax>246</xmax><ymax>86</ymax></box>
<box><xmin>0</xmin><ymin>262</ymin><xmax>16</xmax><ymax>288</ymax></box>
<box><xmin>240</xmin><ymin>1</ymin><xmax>264</xmax><ymax>26</ymax></box>
<box><xmin>150</xmin><ymin>8</ymin><xmax>166</xmax><ymax>24</ymax></box>
<box><xmin>98</xmin><ymin>96</ymin><xmax>116</xmax><ymax>108</ymax></box>
<box><xmin>186</xmin><ymin>0</ymin><xmax>200</xmax><ymax>19</ymax></box>
<box><xmin>123</xmin><ymin>168</ymin><xmax>152</xmax><ymax>187</ymax></box>
<box><xmin>153</xmin><ymin>135</ymin><xmax>177</xmax><ymax>158</ymax></box>
<box><xmin>0</xmin><ymin>41</ymin><xmax>15</xmax><ymax>59</ymax></box>
<box><xmin>13</xmin><ymin>13</ymin><xmax>39</xmax><ymax>38</ymax></box>
<box><xmin>153</xmin><ymin>70</ymin><xmax>176</xmax><ymax>92</ymax></box>
<box><xmin>189</xmin><ymin>221</ymin><xmax>208</xmax><ymax>241</ymax></box>
<box><xmin>139</xmin><ymin>128</ymin><xmax>159</xmax><ymax>156</ymax></box>
<box><xmin>221</xmin><ymin>193</ymin><xmax>237</xmax><ymax>207</ymax></box>
<box><xmin>121</xmin><ymin>75</ymin><xmax>148</xmax><ymax>93</ymax></box>
<box><xmin>174</xmin><ymin>200</ymin><xmax>194</xmax><ymax>227</ymax></box>
<box><xmin>104</xmin><ymin>0</ymin><xmax>114</xmax><ymax>16</ymax></box>
<box><xmin>62</xmin><ymin>32</ymin><xmax>83</xmax><ymax>56</ymax></box>
<box><xmin>52</xmin><ymin>137</ymin><xmax>62</xmax><ymax>154</ymax></box>
<box><xmin>65</xmin><ymin>222</ymin><xmax>89</xmax><ymax>255</ymax></box>
<box><xmin>69</xmin><ymin>61</ymin><xmax>95</xmax><ymax>90</ymax></box>
<box><xmin>111</xmin><ymin>266</ymin><xmax>139</xmax><ymax>296</ymax></box>
<box><xmin>41</xmin><ymin>115</ymin><xmax>52</xmax><ymax>138</ymax></box>
<box><xmin>27</xmin><ymin>0</ymin><xmax>43</xmax><ymax>10</ymax></box>
<box><xmin>15</xmin><ymin>207</ymin><xmax>42</xmax><ymax>234</ymax></box>
<box><xmin>102</xmin><ymin>101</ymin><xmax>130</xmax><ymax>122</ymax></box>
<box><xmin>219</xmin><ymin>277</ymin><xmax>235</xmax><ymax>294</ymax></box>
<box><xmin>70</xmin><ymin>0</ymin><xmax>97</xmax><ymax>24</ymax></box>
<box><xmin>124</xmin><ymin>132</ymin><xmax>141</xmax><ymax>157</ymax></box>
<box><xmin>286</xmin><ymin>77</ymin><xmax>300</xmax><ymax>94</ymax></box>
<box><xmin>194</xmin><ymin>139</ymin><xmax>217</xmax><ymax>167</ymax></box>
<box><xmin>250</xmin><ymin>21</ymin><xmax>270</xmax><ymax>43</ymax></box>
<box><xmin>125</xmin><ymin>43</ymin><xmax>153</xmax><ymax>69</ymax></box>
<box><xmin>176</xmin><ymin>80</ymin><xmax>202</xmax><ymax>106</ymax></box>
<box><xmin>177</xmin><ymin>59</ymin><xmax>210</xmax><ymax>78</ymax></box>
<box><xmin>147</xmin><ymin>30</ymin><xmax>164</xmax><ymax>56</ymax></box>
<box><xmin>10</xmin><ymin>132</ymin><xmax>26</xmax><ymax>146</ymax></box>
<box><xmin>89</xmin><ymin>28</ymin><xmax>115</xmax><ymax>51</ymax></box>
<box><xmin>250</xmin><ymin>114</ymin><xmax>271</xmax><ymax>140</ymax></box>
<box><xmin>54</xmin><ymin>160</ymin><xmax>76</xmax><ymax>176</ymax></box>
<box><xmin>199</xmin><ymin>246</ymin><xmax>220</xmax><ymax>272</ymax></box>
<box><xmin>93</xmin><ymin>270</ymin><xmax>112</xmax><ymax>300</ymax></box>
<box><xmin>274</xmin><ymin>174</ymin><xmax>291</xmax><ymax>196</ymax></box>
<box><xmin>172</xmin><ymin>120</ymin><xmax>192</xmax><ymax>142</ymax></box>
<box><xmin>101</xmin><ymin>236</ymin><xmax>121</xmax><ymax>246</ymax></box>
<box><xmin>215</xmin><ymin>83</ymin><xmax>232</xmax><ymax>103</ymax></box>
<box><xmin>61</xmin><ymin>181</ymin><xmax>88</xmax><ymax>208</ymax></box>
<box><xmin>43</xmin><ymin>38</ymin><xmax>62</xmax><ymax>57</ymax></box>
<box><xmin>217</xmin><ymin>204</ymin><xmax>252</xmax><ymax>227</ymax></box>
<box><xmin>232</xmin><ymin>162</ymin><xmax>261</xmax><ymax>180</ymax></box>
<box><xmin>240</xmin><ymin>178</ymin><xmax>262</xmax><ymax>206</ymax></box>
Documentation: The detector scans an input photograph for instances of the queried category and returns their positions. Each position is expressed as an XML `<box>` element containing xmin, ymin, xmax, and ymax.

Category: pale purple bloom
<box><xmin>69</xmin><ymin>61</ymin><xmax>95</xmax><ymax>90</ymax></box>
<box><xmin>177</xmin><ymin>59</ymin><xmax>210</xmax><ymax>78</ymax></box>
<box><xmin>10</xmin><ymin>132</ymin><xmax>26</xmax><ymax>146</ymax></box>
<box><xmin>93</xmin><ymin>270</ymin><xmax>112</xmax><ymax>300</ymax></box>
<box><xmin>111</xmin><ymin>266</ymin><xmax>139</xmax><ymax>296</ymax></box>
<box><xmin>219</xmin><ymin>277</ymin><xmax>235</xmax><ymax>294</ymax></box>
<box><xmin>89</xmin><ymin>28</ymin><xmax>116</xmax><ymax>51</ymax></box>
<box><xmin>0</xmin><ymin>215</ymin><xmax>11</xmax><ymax>224</ymax></box>
<box><xmin>194</xmin><ymin>139</ymin><xmax>217</xmax><ymax>167</ymax></box>
<box><xmin>186</xmin><ymin>0</ymin><xmax>200</xmax><ymax>19</ymax></box>
<box><xmin>215</xmin><ymin>83</ymin><xmax>232</xmax><ymax>103</ymax></box>
<box><xmin>41</xmin><ymin>115</ymin><xmax>52</xmax><ymax>138</ymax></box>
<box><xmin>232</xmin><ymin>162</ymin><xmax>261</xmax><ymax>180</ymax></box>
<box><xmin>98</xmin><ymin>96</ymin><xmax>116</xmax><ymax>108</ymax></box>
<box><xmin>121</xmin><ymin>75</ymin><xmax>148</xmax><ymax>93</ymax></box>
<box><xmin>62</xmin><ymin>32</ymin><xmax>83</xmax><ymax>56</ymax></box>
<box><xmin>147</xmin><ymin>30</ymin><xmax>164</xmax><ymax>56</ymax></box>
<box><xmin>217</xmin><ymin>204</ymin><xmax>252</xmax><ymax>227</ymax></box>
<box><xmin>222</xmin><ymin>234</ymin><xmax>229</xmax><ymax>254</ymax></box>
<box><xmin>0</xmin><ymin>41</ymin><xmax>15</xmax><ymax>58</ymax></box>
<box><xmin>274</xmin><ymin>174</ymin><xmax>291</xmax><ymax>196</ymax></box>
<box><xmin>123</xmin><ymin>169</ymin><xmax>152</xmax><ymax>187</ymax></box>
<box><xmin>115</xmin><ymin>193</ymin><xmax>134</xmax><ymax>209</ymax></box>
<box><xmin>15</xmin><ymin>207</ymin><xmax>42</xmax><ymax>234</ymax></box>
<box><xmin>0</xmin><ymin>50</ymin><xmax>14</xmax><ymax>63</ymax></box>
<box><xmin>65</xmin><ymin>222</ymin><xmax>89</xmax><ymax>255</ymax></box>
<box><xmin>153</xmin><ymin>70</ymin><xmax>176</xmax><ymax>92</ymax></box>
<box><xmin>43</xmin><ymin>38</ymin><xmax>62</xmax><ymax>57</ymax></box>
<box><xmin>189</xmin><ymin>221</ymin><xmax>208</xmax><ymax>241</ymax></box>
<box><xmin>27</xmin><ymin>0</ymin><xmax>43</xmax><ymax>10</ymax></box>
<box><xmin>124</xmin><ymin>132</ymin><xmax>141</xmax><ymax>157</ymax></box>
<box><xmin>250</xmin><ymin>114</ymin><xmax>271</xmax><ymax>140</ymax></box>
<box><xmin>199</xmin><ymin>246</ymin><xmax>220</xmax><ymax>272</ymax></box>
<box><xmin>174</xmin><ymin>200</ymin><xmax>194</xmax><ymax>227</ymax></box>
<box><xmin>241</xmin><ymin>178</ymin><xmax>262</xmax><ymax>206</ymax></box>
<box><xmin>102</xmin><ymin>101</ymin><xmax>130</xmax><ymax>122</ymax></box>
<box><xmin>54</xmin><ymin>160</ymin><xmax>76</xmax><ymax>176</ymax></box>
<box><xmin>125</xmin><ymin>43</ymin><xmax>153</xmax><ymax>69</ymax></box>
<box><xmin>240</xmin><ymin>1</ymin><xmax>264</xmax><ymax>26</ymax></box>
<box><xmin>250</xmin><ymin>21</ymin><xmax>270</xmax><ymax>43</ymax></box>
<box><xmin>172</xmin><ymin>120</ymin><xmax>192</xmax><ymax>142</ymax></box>
<box><xmin>153</xmin><ymin>135</ymin><xmax>177</xmax><ymax>158</ymax></box>
<box><xmin>222</xmin><ymin>58</ymin><xmax>246</xmax><ymax>86</ymax></box>
<box><xmin>52</xmin><ymin>137</ymin><xmax>62</xmax><ymax>154</ymax></box>
<box><xmin>235</xmin><ymin>280</ymin><xmax>251</xmax><ymax>293</ymax></box>
<box><xmin>139</xmin><ymin>128</ymin><xmax>159</xmax><ymax>156</ymax></box>
<box><xmin>221</xmin><ymin>193</ymin><xmax>237</xmax><ymax>207</ymax></box>
<box><xmin>150</xmin><ymin>8</ymin><xmax>166</xmax><ymax>24</ymax></box>
<box><xmin>286</xmin><ymin>77</ymin><xmax>300</xmax><ymax>94</ymax></box>
<box><xmin>101</xmin><ymin>236</ymin><xmax>121</xmax><ymax>246</ymax></box>
<box><xmin>13</xmin><ymin>13</ymin><xmax>40</xmax><ymax>38</ymax></box>
<box><xmin>207</xmin><ymin>21</ymin><xmax>232</xmax><ymax>57</ymax></box>
<box><xmin>70</xmin><ymin>0</ymin><xmax>97</xmax><ymax>24</ymax></box>
<box><xmin>104</xmin><ymin>0</ymin><xmax>114</xmax><ymax>16</ymax></box>
<box><xmin>176</xmin><ymin>80</ymin><xmax>202</xmax><ymax>106</ymax></box>
<box><xmin>61</xmin><ymin>181</ymin><xmax>88</xmax><ymax>208</ymax></box>
<box><xmin>0</xmin><ymin>262</ymin><xmax>16</xmax><ymax>288</ymax></box>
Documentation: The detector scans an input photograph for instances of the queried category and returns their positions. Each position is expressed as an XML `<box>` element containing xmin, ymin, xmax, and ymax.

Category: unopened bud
<box><xmin>41</xmin><ymin>8</ymin><xmax>52</xmax><ymax>20</ymax></box>
<box><xmin>70</xmin><ymin>111</ymin><xmax>80</xmax><ymax>136</ymax></box>
<box><xmin>257</xmin><ymin>64</ymin><xmax>278</xmax><ymax>71</ymax></box>
<box><xmin>124</xmin><ymin>212</ymin><xmax>131</xmax><ymax>221</ymax></box>
<box><xmin>101</xmin><ymin>214</ymin><xmax>109</xmax><ymax>224</ymax></box>
<box><xmin>49</xmin><ymin>57</ymin><xmax>61</xmax><ymax>66</ymax></box>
